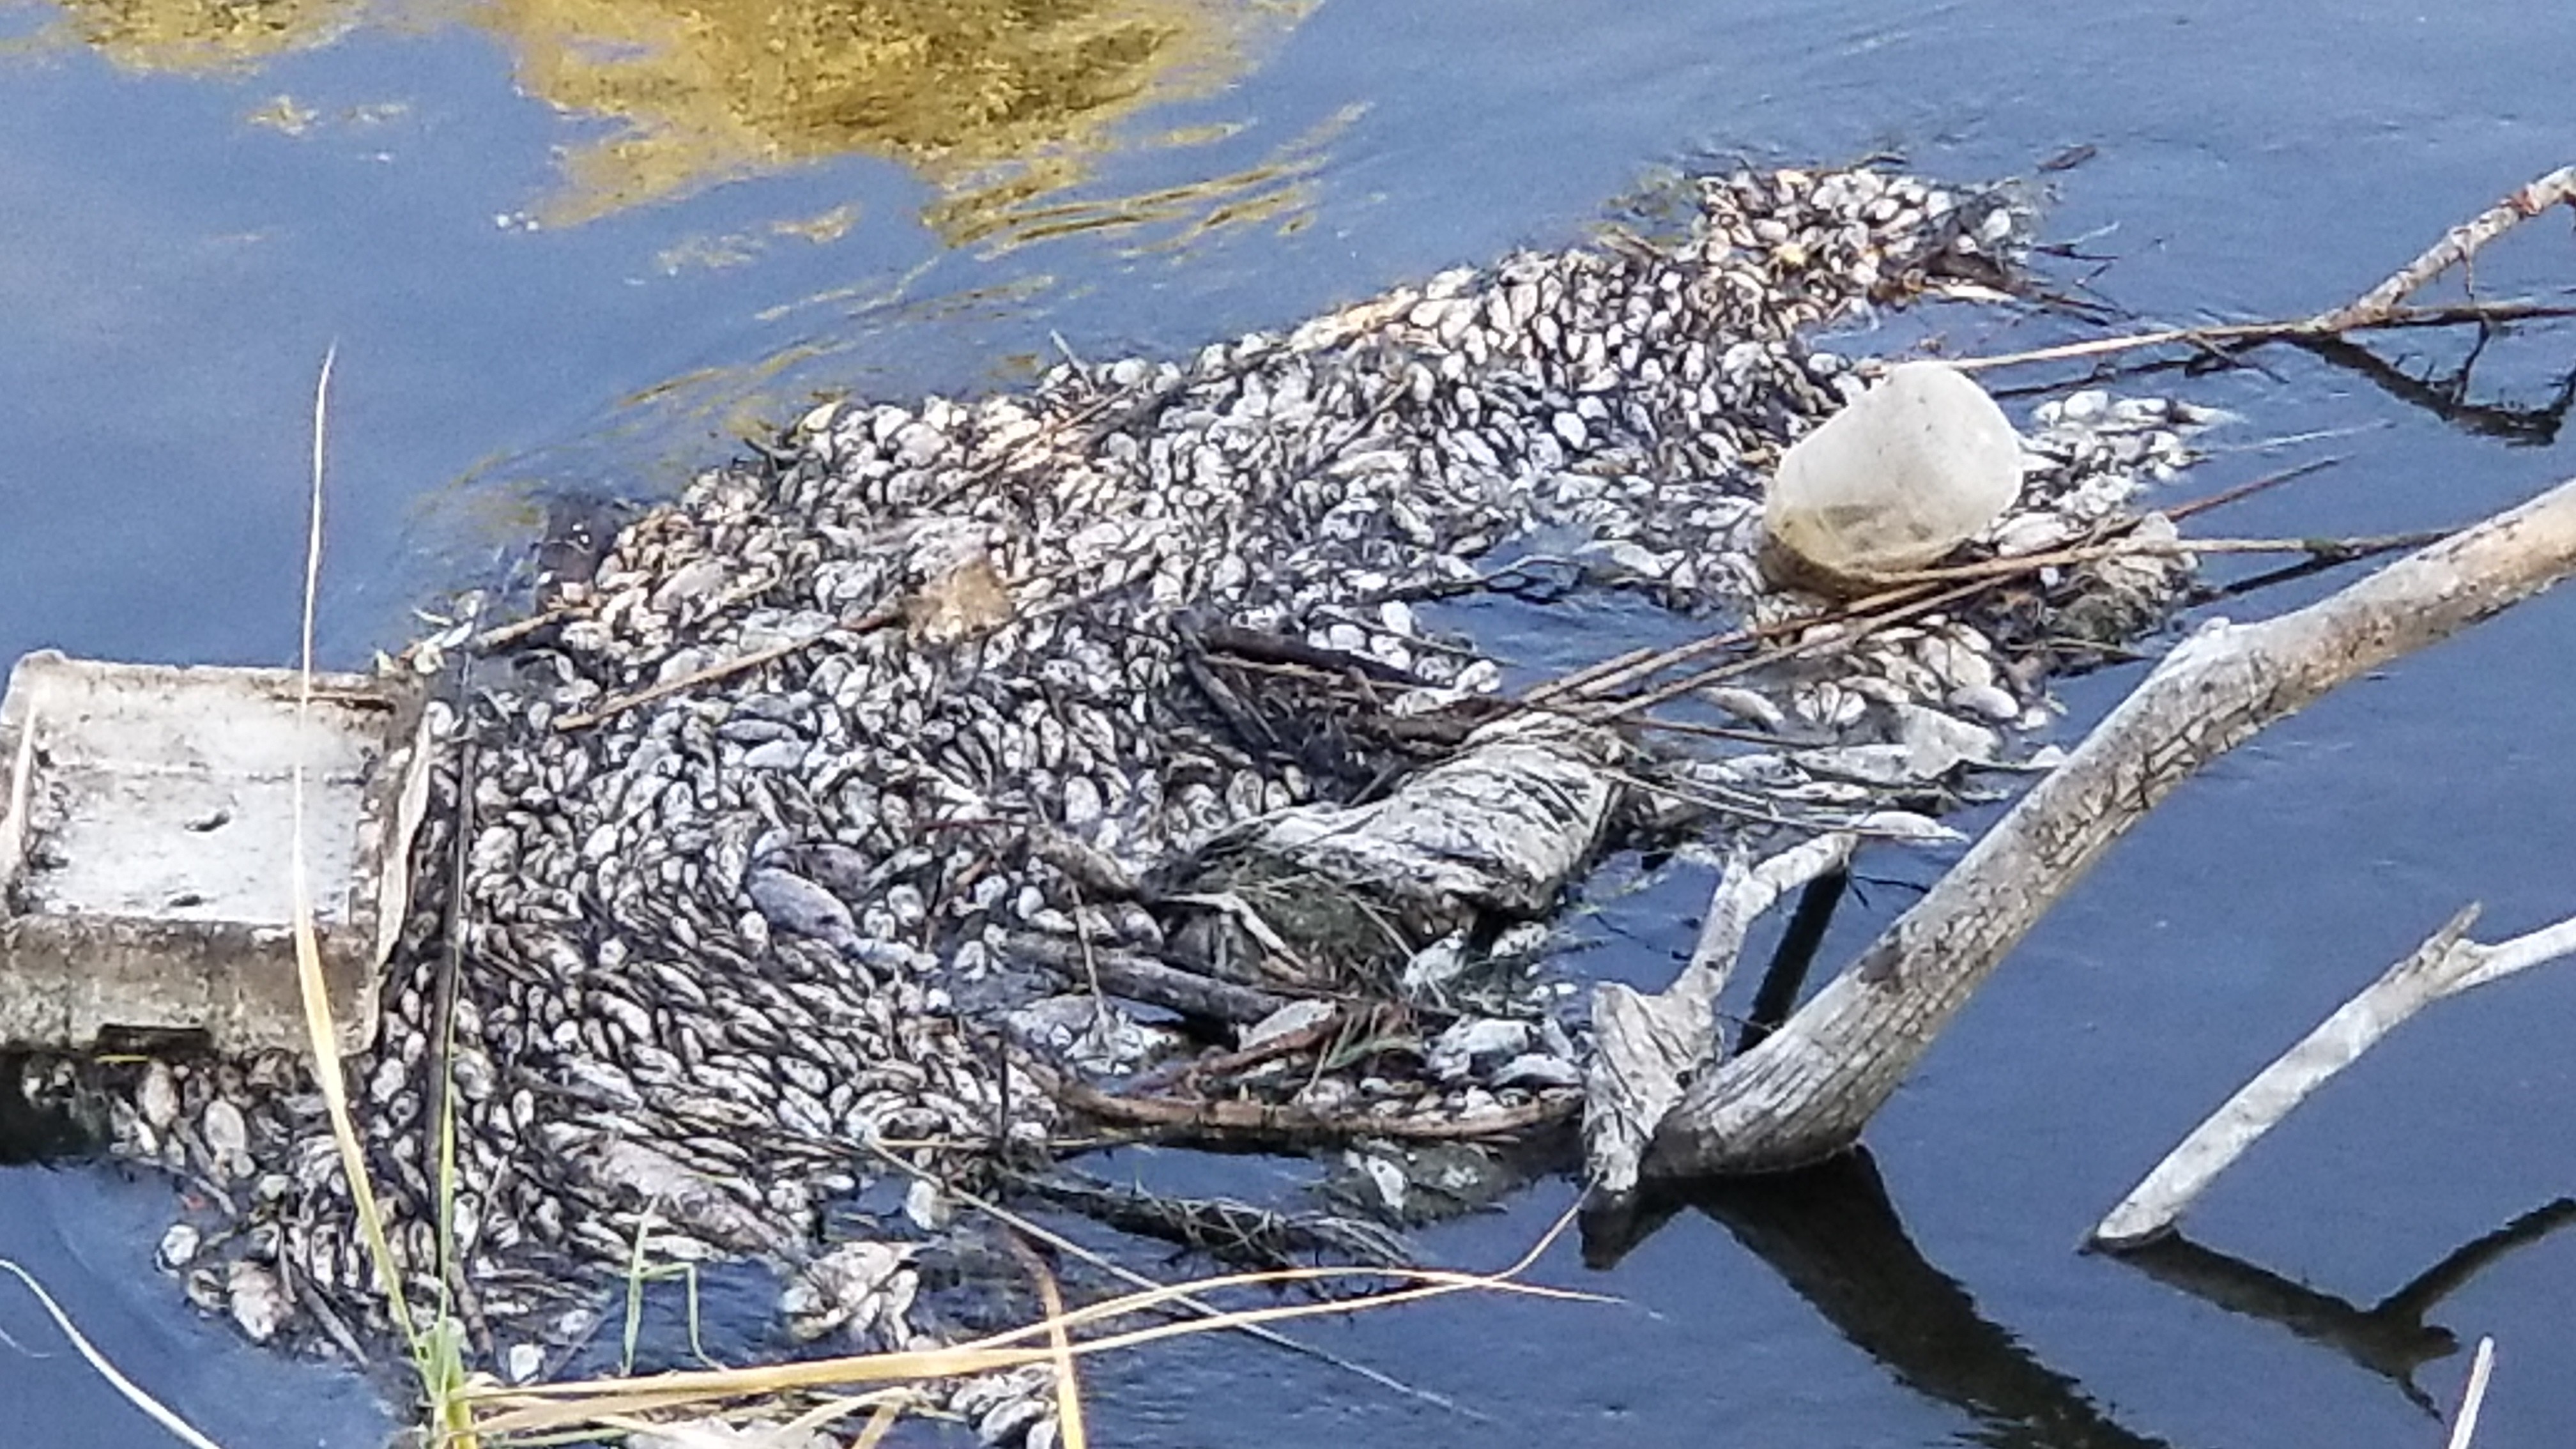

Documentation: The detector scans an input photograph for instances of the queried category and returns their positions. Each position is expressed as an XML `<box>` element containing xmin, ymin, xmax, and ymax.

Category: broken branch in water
<box><xmin>2163</xmin><ymin>457</ymin><xmax>2343</xmax><ymax>524</ymax></box>
<box><xmin>2314</xmin><ymin>165</ymin><xmax>2576</xmax><ymax>333</ymax></box>
<box><xmin>1034</xmin><ymin>1059</ymin><xmax>1577</xmax><ymax>1144</ymax></box>
<box><xmin>1642</xmin><ymin>471</ymin><xmax>2576</xmax><ymax>1178</ymax></box>
<box><xmin>1943</xmin><ymin>300</ymin><xmax>2574</xmax><ymax>375</ymax></box>
<box><xmin>1583</xmin><ymin>834</ymin><xmax>1857</xmax><ymax>1195</ymax></box>
<box><xmin>2092</xmin><ymin>902</ymin><xmax>2576</xmax><ymax>1246</ymax></box>
<box><xmin>1945</xmin><ymin>164</ymin><xmax>2576</xmax><ymax>374</ymax></box>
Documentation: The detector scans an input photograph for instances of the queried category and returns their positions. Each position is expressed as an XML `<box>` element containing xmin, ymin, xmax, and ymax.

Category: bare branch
<box><xmin>1945</xmin><ymin>163</ymin><xmax>2576</xmax><ymax>374</ymax></box>
<box><xmin>1644</xmin><ymin>475</ymin><xmax>2576</xmax><ymax>1179</ymax></box>
<box><xmin>1584</xmin><ymin>834</ymin><xmax>1855</xmax><ymax>1194</ymax></box>
<box><xmin>2313</xmin><ymin>166</ymin><xmax>2576</xmax><ymax>333</ymax></box>
<box><xmin>2095</xmin><ymin>903</ymin><xmax>2576</xmax><ymax>1245</ymax></box>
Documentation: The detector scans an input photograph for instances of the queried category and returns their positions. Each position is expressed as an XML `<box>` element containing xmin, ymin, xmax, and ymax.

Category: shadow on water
<box><xmin>2292</xmin><ymin>334</ymin><xmax>2576</xmax><ymax>450</ymax></box>
<box><xmin>1580</xmin><ymin>1150</ymin><xmax>2576</xmax><ymax>1449</ymax></box>
<box><xmin>0</xmin><ymin>1055</ymin><xmax>106</xmax><ymax>1167</ymax></box>
<box><xmin>1585</xmin><ymin>1152</ymin><xmax>2174</xmax><ymax>1449</ymax></box>
<box><xmin>2108</xmin><ymin>1199</ymin><xmax>2576</xmax><ymax>1416</ymax></box>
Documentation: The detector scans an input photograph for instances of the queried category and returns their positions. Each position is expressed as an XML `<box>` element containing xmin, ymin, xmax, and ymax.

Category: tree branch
<box><xmin>2094</xmin><ymin>903</ymin><xmax>2576</xmax><ymax>1245</ymax></box>
<box><xmin>1644</xmin><ymin>475</ymin><xmax>2576</xmax><ymax>1179</ymax></box>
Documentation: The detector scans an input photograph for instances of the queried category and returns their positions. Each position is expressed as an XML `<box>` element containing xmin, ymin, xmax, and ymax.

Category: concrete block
<box><xmin>0</xmin><ymin>652</ymin><xmax>431</xmax><ymax>1055</ymax></box>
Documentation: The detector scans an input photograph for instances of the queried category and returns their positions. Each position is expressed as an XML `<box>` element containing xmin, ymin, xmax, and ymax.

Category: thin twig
<box><xmin>1859</xmin><ymin>530</ymin><xmax>2450</xmax><ymax>590</ymax></box>
<box><xmin>1947</xmin><ymin>300</ymin><xmax>2575</xmax><ymax>375</ymax></box>
<box><xmin>2316</xmin><ymin>165</ymin><xmax>2576</xmax><ymax>332</ymax></box>
<box><xmin>1593</xmin><ymin>578</ymin><xmax>1992</xmax><ymax>721</ymax></box>
<box><xmin>858</xmin><ymin>1144</ymin><xmax>1479</xmax><ymax>1420</ymax></box>
<box><xmin>2164</xmin><ymin>457</ymin><xmax>2344</xmax><ymax>524</ymax></box>
<box><xmin>1951</xmin><ymin>164</ymin><xmax>2576</xmax><ymax>375</ymax></box>
<box><xmin>1528</xmin><ymin>579</ymin><xmax>1938</xmax><ymax>706</ymax></box>
<box><xmin>555</xmin><ymin>602</ymin><xmax>901</xmax><ymax>732</ymax></box>
<box><xmin>466</xmin><ymin>605</ymin><xmax>575</xmax><ymax>652</ymax></box>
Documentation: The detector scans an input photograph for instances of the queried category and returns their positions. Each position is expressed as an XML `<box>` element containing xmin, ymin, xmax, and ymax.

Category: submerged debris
<box><xmin>55</xmin><ymin>161</ymin><xmax>2221</xmax><ymax>1442</ymax></box>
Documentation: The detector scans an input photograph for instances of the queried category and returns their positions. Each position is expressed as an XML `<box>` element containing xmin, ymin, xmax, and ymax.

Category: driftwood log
<box><xmin>1639</xmin><ymin>472</ymin><xmax>2576</xmax><ymax>1179</ymax></box>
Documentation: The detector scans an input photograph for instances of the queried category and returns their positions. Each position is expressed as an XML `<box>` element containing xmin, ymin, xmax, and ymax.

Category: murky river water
<box><xmin>4</xmin><ymin>1</ymin><xmax>2575</xmax><ymax>1444</ymax></box>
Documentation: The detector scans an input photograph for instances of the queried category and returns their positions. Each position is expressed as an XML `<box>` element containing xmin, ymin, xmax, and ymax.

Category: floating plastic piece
<box><xmin>1762</xmin><ymin>360</ymin><xmax>2024</xmax><ymax>589</ymax></box>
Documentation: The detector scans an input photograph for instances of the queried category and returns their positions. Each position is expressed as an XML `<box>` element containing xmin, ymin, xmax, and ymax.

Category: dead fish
<box><xmin>745</xmin><ymin>867</ymin><xmax>862</xmax><ymax>954</ymax></box>
<box><xmin>778</xmin><ymin>841</ymin><xmax>874</xmax><ymax>902</ymax></box>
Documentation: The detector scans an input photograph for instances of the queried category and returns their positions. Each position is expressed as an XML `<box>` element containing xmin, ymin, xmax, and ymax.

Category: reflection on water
<box><xmin>1588</xmin><ymin>1154</ymin><xmax>2177</xmax><ymax>1449</ymax></box>
<box><xmin>492</xmin><ymin>0</ymin><xmax>1296</xmax><ymax>227</ymax></box>
<box><xmin>29</xmin><ymin>0</ymin><xmax>356</xmax><ymax>70</ymax></box>
<box><xmin>25</xmin><ymin>0</ymin><xmax>1315</xmax><ymax>242</ymax></box>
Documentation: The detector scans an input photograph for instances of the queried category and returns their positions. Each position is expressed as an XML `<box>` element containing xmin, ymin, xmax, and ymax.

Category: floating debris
<box><xmin>49</xmin><ymin>162</ymin><xmax>2221</xmax><ymax>1443</ymax></box>
<box><xmin>0</xmin><ymin>653</ymin><xmax>430</xmax><ymax>1055</ymax></box>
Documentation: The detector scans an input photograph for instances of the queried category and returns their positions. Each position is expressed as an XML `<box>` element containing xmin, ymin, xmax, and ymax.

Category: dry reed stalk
<box><xmin>0</xmin><ymin>1259</ymin><xmax>233</xmax><ymax>1449</ymax></box>
<box><xmin>468</xmin><ymin>1208</ymin><xmax>1599</xmax><ymax>1439</ymax></box>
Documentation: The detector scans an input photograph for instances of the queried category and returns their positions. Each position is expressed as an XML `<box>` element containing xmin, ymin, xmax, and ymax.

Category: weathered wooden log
<box><xmin>1583</xmin><ymin>833</ymin><xmax>1853</xmax><ymax>1194</ymax></box>
<box><xmin>1644</xmin><ymin>473</ymin><xmax>2576</xmax><ymax>1179</ymax></box>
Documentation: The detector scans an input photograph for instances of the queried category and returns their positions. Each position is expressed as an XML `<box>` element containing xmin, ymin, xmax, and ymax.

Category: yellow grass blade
<box><xmin>848</xmin><ymin>1399</ymin><xmax>902</xmax><ymax>1449</ymax></box>
<box><xmin>1028</xmin><ymin>1254</ymin><xmax>1086</xmax><ymax>1449</ymax></box>
<box><xmin>468</xmin><ymin>1204</ymin><xmax>1599</xmax><ymax>1438</ymax></box>
<box><xmin>288</xmin><ymin>347</ymin><xmax>470</xmax><ymax>1443</ymax></box>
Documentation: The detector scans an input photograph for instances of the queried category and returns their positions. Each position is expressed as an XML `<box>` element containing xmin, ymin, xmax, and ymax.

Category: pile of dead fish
<box><xmin>60</xmin><ymin>163</ymin><xmax>2221</xmax><ymax>1443</ymax></box>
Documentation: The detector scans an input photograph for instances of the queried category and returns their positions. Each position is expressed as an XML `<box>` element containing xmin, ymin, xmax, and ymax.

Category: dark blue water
<box><xmin>4</xmin><ymin>0</ymin><xmax>2575</xmax><ymax>1443</ymax></box>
